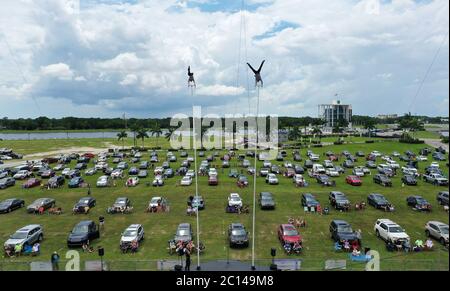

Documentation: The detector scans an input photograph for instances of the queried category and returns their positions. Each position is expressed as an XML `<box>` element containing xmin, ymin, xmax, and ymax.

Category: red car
<box><xmin>278</xmin><ymin>224</ymin><xmax>302</xmax><ymax>244</ymax></box>
<box><xmin>208</xmin><ymin>175</ymin><xmax>218</xmax><ymax>186</ymax></box>
<box><xmin>83</xmin><ymin>153</ymin><xmax>96</xmax><ymax>159</ymax></box>
<box><xmin>22</xmin><ymin>178</ymin><xmax>41</xmax><ymax>189</ymax></box>
<box><xmin>346</xmin><ymin>175</ymin><xmax>362</xmax><ymax>186</ymax></box>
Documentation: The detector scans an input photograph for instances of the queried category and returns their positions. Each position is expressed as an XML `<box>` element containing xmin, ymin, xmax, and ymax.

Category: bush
<box><xmin>399</xmin><ymin>134</ymin><xmax>425</xmax><ymax>144</ymax></box>
<box><xmin>442</xmin><ymin>136</ymin><xmax>449</xmax><ymax>144</ymax></box>
<box><xmin>365</xmin><ymin>140</ymin><xmax>375</xmax><ymax>144</ymax></box>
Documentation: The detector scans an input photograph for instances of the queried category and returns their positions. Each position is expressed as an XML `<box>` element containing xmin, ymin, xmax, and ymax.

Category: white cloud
<box><xmin>40</xmin><ymin>63</ymin><xmax>74</xmax><ymax>80</ymax></box>
<box><xmin>0</xmin><ymin>0</ymin><xmax>448</xmax><ymax>118</ymax></box>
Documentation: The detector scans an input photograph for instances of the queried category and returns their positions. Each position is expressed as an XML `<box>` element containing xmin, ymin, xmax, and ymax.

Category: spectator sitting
<box><xmin>4</xmin><ymin>245</ymin><xmax>14</xmax><ymax>257</ymax></box>
<box><xmin>32</xmin><ymin>243</ymin><xmax>40</xmax><ymax>256</ymax></box>
<box><xmin>402</xmin><ymin>240</ymin><xmax>411</xmax><ymax>252</ymax></box>
<box><xmin>288</xmin><ymin>217</ymin><xmax>294</xmax><ymax>225</ymax></box>
<box><xmin>351</xmin><ymin>240</ymin><xmax>359</xmax><ymax>250</ymax></box>
<box><xmin>334</xmin><ymin>241</ymin><xmax>343</xmax><ymax>251</ymax></box>
<box><xmin>413</xmin><ymin>239</ymin><xmax>424</xmax><ymax>252</ymax></box>
<box><xmin>130</xmin><ymin>240</ymin><xmax>139</xmax><ymax>253</ymax></box>
<box><xmin>425</xmin><ymin>239</ymin><xmax>434</xmax><ymax>250</ymax></box>
<box><xmin>82</xmin><ymin>242</ymin><xmax>94</xmax><ymax>253</ymax></box>
<box><xmin>322</xmin><ymin>207</ymin><xmax>330</xmax><ymax>215</ymax></box>
<box><xmin>14</xmin><ymin>244</ymin><xmax>22</xmax><ymax>256</ymax></box>
<box><xmin>23</xmin><ymin>244</ymin><xmax>33</xmax><ymax>255</ymax></box>
<box><xmin>386</xmin><ymin>241</ymin><xmax>396</xmax><ymax>252</ymax></box>
<box><xmin>352</xmin><ymin>248</ymin><xmax>361</xmax><ymax>257</ymax></box>
<box><xmin>343</xmin><ymin>240</ymin><xmax>351</xmax><ymax>252</ymax></box>
<box><xmin>38</xmin><ymin>206</ymin><xmax>45</xmax><ymax>215</ymax></box>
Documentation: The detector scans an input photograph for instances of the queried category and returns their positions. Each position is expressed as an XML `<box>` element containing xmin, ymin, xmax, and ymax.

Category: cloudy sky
<box><xmin>0</xmin><ymin>0</ymin><xmax>448</xmax><ymax>118</ymax></box>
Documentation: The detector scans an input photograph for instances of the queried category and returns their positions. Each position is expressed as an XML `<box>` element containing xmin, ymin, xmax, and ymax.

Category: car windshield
<box><xmin>230</xmin><ymin>197</ymin><xmax>240</xmax><ymax>201</ymax></box>
<box><xmin>338</xmin><ymin>225</ymin><xmax>353</xmax><ymax>233</ymax></box>
<box><xmin>80</xmin><ymin>199</ymin><xmax>90</xmax><ymax>204</ymax></box>
<box><xmin>123</xmin><ymin>230</ymin><xmax>137</xmax><ymax>237</ymax></box>
<box><xmin>72</xmin><ymin>225</ymin><xmax>88</xmax><ymax>234</ymax></box>
<box><xmin>416</xmin><ymin>198</ymin><xmax>427</xmax><ymax>204</ymax></box>
<box><xmin>0</xmin><ymin>201</ymin><xmax>12</xmax><ymax>207</ymax></box>
<box><xmin>375</xmin><ymin>196</ymin><xmax>387</xmax><ymax>203</ymax></box>
<box><xmin>232</xmin><ymin>229</ymin><xmax>246</xmax><ymax>236</ymax></box>
<box><xmin>11</xmin><ymin>232</ymin><xmax>28</xmax><ymax>239</ymax></box>
<box><xmin>284</xmin><ymin>229</ymin><xmax>298</xmax><ymax>236</ymax></box>
<box><xmin>177</xmin><ymin>229</ymin><xmax>190</xmax><ymax>236</ymax></box>
<box><xmin>441</xmin><ymin>227</ymin><xmax>449</xmax><ymax>234</ymax></box>
<box><xmin>115</xmin><ymin>200</ymin><xmax>126</xmax><ymax>205</ymax></box>
<box><xmin>389</xmin><ymin>226</ymin><xmax>403</xmax><ymax>233</ymax></box>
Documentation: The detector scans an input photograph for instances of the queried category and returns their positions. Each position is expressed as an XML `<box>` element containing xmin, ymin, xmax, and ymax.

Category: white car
<box><xmin>0</xmin><ymin>155</ymin><xmax>12</xmax><ymax>160</ymax></box>
<box><xmin>61</xmin><ymin>168</ymin><xmax>71</xmax><ymax>176</ymax></box>
<box><xmin>186</xmin><ymin>170</ymin><xmax>196</xmax><ymax>178</ymax></box>
<box><xmin>95</xmin><ymin>162</ymin><xmax>108</xmax><ymax>170</ymax></box>
<box><xmin>352</xmin><ymin>168</ymin><xmax>365</xmax><ymax>177</ymax></box>
<box><xmin>312</xmin><ymin>164</ymin><xmax>326</xmax><ymax>174</ymax></box>
<box><xmin>386</xmin><ymin>160</ymin><xmax>400</xmax><ymax>169</ymax></box>
<box><xmin>4</xmin><ymin>224</ymin><xmax>43</xmax><ymax>249</ymax></box>
<box><xmin>97</xmin><ymin>175</ymin><xmax>111</xmax><ymax>187</ymax></box>
<box><xmin>425</xmin><ymin>221</ymin><xmax>449</xmax><ymax>245</ymax></box>
<box><xmin>374</xmin><ymin>219</ymin><xmax>410</xmax><ymax>243</ymax></box>
<box><xmin>120</xmin><ymin>224</ymin><xmax>144</xmax><ymax>245</ymax></box>
<box><xmin>293</xmin><ymin>174</ymin><xmax>305</xmax><ymax>184</ymax></box>
<box><xmin>263</xmin><ymin>161</ymin><xmax>272</xmax><ymax>168</ymax></box>
<box><xmin>152</xmin><ymin>175</ymin><xmax>163</xmax><ymax>187</ymax></box>
<box><xmin>85</xmin><ymin>168</ymin><xmax>97</xmax><ymax>176</ymax></box>
<box><xmin>53</xmin><ymin>164</ymin><xmax>65</xmax><ymax>171</ymax></box>
<box><xmin>128</xmin><ymin>177</ymin><xmax>140</xmax><ymax>187</ymax></box>
<box><xmin>154</xmin><ymin>167</ymin><xmax>164</xmax><ymax>175</ymax></box>
<box><xmin>228</xmin><ymin>193</ymin><xmax>243</xmax><ymax>207</ymax></box>
<box><xmin>323</xmin><ymin>160</ymin><xmax>334</xmax><ymax>168</ymax></box>
<box><xmin>208</xmin><ymin>168</ymin><xmax>218</xmax><ymax>177</ymax></box>
<box><xmin>326</xmin><ymin>168</ymin><xmax>340</xmax><ymax>177</ymax></box>
<box><xmin>430</xmin><ymin>162</ymin><xmax>440</xmax><ymax>168</ymax></box>
<box><xmin>265</xmin><ymin>174</ymin><xmax>279</xmax><ymax>185</ymax></box>
<box><xmin>180</xmin><ymin>176</ymin><xmax>192</xmax><ymax>186</ymax></box>
<box><xmin>111</xmin><ymin>169</ymin><xmax>124</xmax><ymax>179</ymax></box>
<box><xmin>381</xmin><ymin>155</ymin><xmax>392</xmax><ymax>162</ymax></box>
<box><xmin>149</xmin><ymin>197</ymin><xmax>163</xmax><ymax>208</ymax></box>
<box><xmin>417</xmin><ymin>155</ymin><xmax>428</xmax><ymax>162</ymax></box>
<box><xmin>371</xmin><ymin>151</ymin><xmax>382</xmax><ymax>157</ymax></box>
<box><xmin>402</xmin><ymin>167</ymin><xmax>419</xmax><ymax>177</ymax></box>
<box><xmin>13</xmin><ymin>170</ymin><xmax>32</xmax><ymax>180</ymax></box>
<box><xmin>309</xmin><ymin>154</ymin><xmax>320</xmax><ymax>161</ymax></box>
<box><xmin>283</xmin><ymin>162</ymin><xmax>293</xmax><ymax>169</ymax></box>
<box><xmin>187</xmin><ymin>156</ymin><xmax>194</xmax><ymax>162</ymax></box>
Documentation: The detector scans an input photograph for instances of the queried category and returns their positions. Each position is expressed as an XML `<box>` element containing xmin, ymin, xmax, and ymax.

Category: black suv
<box><xmin>329</xmin><ymin>191</ymin><xmax>350</xmax><ymax>210</ymax></box>
<box><xmin>228</xmin><ymin>223</ymin><xmax>249</xmax><ymax>248</ymax></box>
<box><xmin>329</xmin><ymin>220</ymin><xmax>360</xmax><ymax>244</ymax></box>
<box><xmin>301</xmin><ymin>193</ymin><xmax>320</xmax><ymax>208</ymax></box>
<box><xmin>407</xmin><ymin>196</ymin><xmax>432</xmax><ymax>211</ymax></box>
<box><xmin>67</xmin><ymin>220</ymin><xmax>100</xmax><ymax>247</ymax></box>
<box><xmin>0</xmin><ymin>198</ymin><xmax>25</xmax><ymax>214</ymax></box>
<box><xmin>402</xmin><ymin>175</ymin><xmax>417</xmax><ymax>186</ymax></box>
<box><xmin>367</xmin><ymin>193</ymin><xmax>392</xmax><ymax>210</ymax></box>
<box><xmin>373</xmin><ymin>174</ymin><xmax>392</xmax><ymax>187</ymax></box>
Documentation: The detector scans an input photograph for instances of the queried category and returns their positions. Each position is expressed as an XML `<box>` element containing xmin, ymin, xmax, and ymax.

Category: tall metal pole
<box><xmin>251</xmin><ymin>85</ymin><xmax>260</xmax><ymax>270</ymax></box>
<box><xmin>192</xmin><ymin>94</ymin><xmax>201</xmax><ymax>271</ymax></box>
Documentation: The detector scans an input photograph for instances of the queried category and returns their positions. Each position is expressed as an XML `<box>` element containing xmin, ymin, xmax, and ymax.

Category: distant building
<box><xmin>318</xmin><ymin>100</ymin><xmax>352</xmax><ymax>128</ymax></box>
<box><xmin>377</xmin><ymin>114</ymin><xmax>398</xmax><ymax>120</ymax></box>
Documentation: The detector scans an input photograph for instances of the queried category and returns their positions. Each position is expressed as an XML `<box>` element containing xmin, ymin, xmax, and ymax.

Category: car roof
<box><xmin>178</xmin><ymin>223</ymin><xmax>191</xmax><ymax>229</ymax></box>
<box><xmin>127</xmin><ymin>224</ymin><xmax>141</xmax><ymax>230</ymax></box>
<box><xmin>231</xmin><ymin>223</ymin><xmax>244</xmax><ymax>229</ymax></box>
<box><xmin>377</xmin><ymin>219</ymin><xmax>397</xmax><ymax>225</ymax></box>
<box><xmin>281</xmin><ymin>224</ymin><xmax>296</xmax><ymax>229</ymax></box>
<box><xmin>18</xmin><ymin>224</ymin><xmax>41</xmax><ymax>232</ymax></box>
<box><xmin>332</xmin><ymin>220</ymin><xmax>349</xmax><ymax>225</ymax></box>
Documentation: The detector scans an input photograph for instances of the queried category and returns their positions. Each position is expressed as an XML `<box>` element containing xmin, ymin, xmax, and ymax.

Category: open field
<box><xmin>0</xmin><ymin>140</ymin><xmax>449</xmax><ymax>271</ymax></box>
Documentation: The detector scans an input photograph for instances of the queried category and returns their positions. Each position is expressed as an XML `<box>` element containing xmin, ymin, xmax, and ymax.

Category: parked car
<box><xmin>0</xmin><ymin>198</ymin><xmax>25</xmax><ymax>214</ymax></box>
<box><xmin>301</xmin><ymin>193</ymin><xmax>320</xmax><ymax>208</ymax></box>
<box><xmin>174</xmin><ymin>223</ymin><xmax>193</xmax><ymax>243</ymax></box>
<box><xmin>65</xmin><ymin>169</ymin><xmax>81</xmax><ymax>179</ymax></box>
<box><xmin>128</xmin><ymin>167</ymin><xmax>139</xmax><ymax>175</ymax></box>
<box><xmin>228</xmin><ymin>223</ymin><xmax>249</xmax><ymax>248</ymax></box>
<box><xmin>259</xmin><ymin>168</ymin><xmax>270</xmax><ymax>177</ymax></box>
<box><xmin>27</xmin><ymin>198</ymin><xmax>55</xmax><ymax>213</ymax></box>
<box><xmin>373</xmin><ymin>174</ymin><xmax>392</xmax><ymax>187</ymax></box>
<box><xmin>139</xmin><ymin>161</ymin><xmax>149</xmax><ymax>169</ymax></box>
<box><xmin>304</xmin><ymin>160</ymin><xmax>313</xmax><ymax>169</ymax></box>
<box><xmin>423</xmin><ymin>173</ymin><xmax>449</xmax><ymax>186</ymax></box>
<box><xmin>180</xmin><ymin>176</ymin><xmax>192</xmax><ymax>186</ymax></box>
<box><xmin>425</xmin><ymin>221</ymin><xmax>449</xmax><ymax>245</ymax></box>
<box><xmin>228</xmin><ymin>193</ymin><xmax>243</xmax><ymax>208</ymax></box>
<box><xmin>0</xmin><ymin>177</ymin><xmax>16</xmax><ymax>189</ymax></box>
<box><xmin>22</xmin><ymin>178</ymin><xmax>41</xmax><ymax>189</ymax></box>
<box><xmin>367</xmin><ymin>193</ymin><xmax>393</xmax><ymax>210</ymax></box>
<box><xmin>406</xmin><ymin>196</ymin><xmax>432</xmax><ymax>211</ymax></box>
<box><xmin>278</xmin><ymin>224</ymin><xmax>302</xmax><ymax>245</ymax></box>
<box><xmin>437</xmin><ymin>191</ymin><xmax>449</xmax><ymax>206</ymax></box>
<box><xmin>329</xmin><ymin>191</ymin><xmax>350</xmax><ymax>210</ymax></box>
<box><xmin>366</xmin><ymin>161</ymin><xmax>377</xmax><ymax>169</ymax></box>
<box><xmin>4</xmin><ymin>225</ymin><xmax>43</xmax><ymax>249</ymax></box>
<box><xmin>190</xmin><ymin>196</ymin><xmax>205</xmax><ymax>210</ymax></box>
<box><xmin>47</xmin><ymin>176</ymin><xmax>65</xmax><ymax>188</ymax></box>
<box><xmin>74</xmin><ymin>163</ymin><xmax>87</xmax><ymax>170</ymax></box>
<box><xmin>68</xmin><ymin>177</ymin><xmax>84</xmax><ymax>188</ymax></box>
<box><xmin>229</xmin><ymin>169</ymin><xmax>239</xmax><ymax>178</ymax></box>
<box><xmin>208</xmin><ymin>175</ymin><xmax>218</xmax><ymax>186</ymax></box>
<box><xmin>111</xmin><ymin>169</ymin><xmax>124</xmax><ymax>179</ymax></box>
<box><xmin>265</xmin><ymin>174</ymin><xmax>279</xmax><ymax>185</ymax></box>
<box><xmin>13</xmin><ymin>170</ymin><xmax>32</xmax><ymax>180</ymax></box>
<box><xmin>96</xmin><ymin>175</ymin><xmax>112</xmax><ymax>188</ymax></box>
<box><xmin>152</xmin><ymin>175</ymin><xmax>164</xmax><ymax>187</ymax></box>
<box><xmin>117</xmin><ymin>162</ymin><xmax>129</xmax><ymax>170</ymax></box>
<box><xmin>374</xmin><ymin>219</ymin><xmax>409</xmax><ymax>244</ymax></box>
<box><xmin>73</xmin><ymin>197</ymin><xmax>96</xmax><ymax>212</ymax></box>
<box><xmin>329</xmin><ymin>220</ymin><xmax>360</xmax><ymax>244</ymax></box>
<box><xmin>120</xmin><ymin>224</ymin><xmax>145</xmax><ymax>246</ymax></box>
<box><xmin>138</xmin><ymin>170</ymin><xmax>148</xmax><ymax>178</ymax></box>
<box><xmin>67</xmin><ymin>220</ymin><xmax>100</xmax><ymax>247</ymax></box>
<box><xmin>259</xmin><ymin>192</ymin><xmax>275</xmax><ymax>210</ymax></box>
<box><xmin>294</xmin><ymin>165</ymin><xmax>305</xmax><ymax>174</ymax></box>
<box><xmin>346</xmin><ymin>175</ymin><xmax>362</xmax><ymax>186</ymax></box>
<box><xmin>402</xmin><ymin>175</ymin><xmax>417</xmax><ymax>186</ymax></box>
<box><xmin>342</xmin><ymin>160</ymin><xmax>354</xmax><ymax>168</ymax></box>
<box><xmin>85</xmin><ymin>168</ymin><xmax>97</xmax><ymax>176</ymax></box>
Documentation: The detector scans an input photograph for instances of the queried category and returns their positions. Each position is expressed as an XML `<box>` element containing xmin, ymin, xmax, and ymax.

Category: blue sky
<box><xmin>0</xmin><ymin>0</ymin><xmax>448</xmax><ymax>118</ymax></box>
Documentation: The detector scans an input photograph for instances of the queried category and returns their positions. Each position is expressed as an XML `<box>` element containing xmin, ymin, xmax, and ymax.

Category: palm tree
<box><xmin>136</xmin><ymin>128</ymin><xmax>149</xmax><ymax>148</ymax></box>
<box><xmin>311</xmin><ymin>126</ymin><xmax>323</xmax><ymax>143</ymax></box>
<box><xmin>363</xmin><ymin>118</ymin><xmax>376</xmax><ymax>138</ymax></box>
<box><xmin>117</xmin><ymin>131</ymin><xmax>127</xmax><ymax>150</ymax></box>
<box><xmin>130</xmin><ymin>124</ymin><xmax>139</xmax><ymax>148</ymax></box>
<box><xmin>288</xmin><ymin>126</ymin><xmax>302</xmax><ymax>142</ymax></box>
<box><xmin>165</xmin><ymin>127</ymin><xmax>176</xmax><ymax>141</ymax></box>
<box><xmin>150</xmin><ymin>122</ymin><xmax>163</xmax><ymax>148</ymax></box>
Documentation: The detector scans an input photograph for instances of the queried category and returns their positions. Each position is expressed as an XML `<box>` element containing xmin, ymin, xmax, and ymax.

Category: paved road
<box><xmin>422</xmin><ymin>139</ymin><xmax>449</xmax><ymax>152</ymax></box>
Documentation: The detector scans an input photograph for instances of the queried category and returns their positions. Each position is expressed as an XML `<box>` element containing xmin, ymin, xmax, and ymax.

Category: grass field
<box><xmin>0</xmin><ymin>140</ymin><xmax>448</xmax><ymax>271</ymax></box>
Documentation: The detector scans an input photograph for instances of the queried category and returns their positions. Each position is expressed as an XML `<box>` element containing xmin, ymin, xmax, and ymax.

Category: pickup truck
<box><xmin>423</xmin><ymin>173</ymin><xmax>449</xmax><ymax>186</ymax></box>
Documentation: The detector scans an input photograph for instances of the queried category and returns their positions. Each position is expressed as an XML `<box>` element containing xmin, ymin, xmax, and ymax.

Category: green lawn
<box><xmin>0</xmin><ymin>141</ymin><xmax>448</xmax><ymax>271</ymax></box>
<box><xmin>412</xmin><ymin>131</ymin><xmax>441</xmax><ymax>139</ymax></box>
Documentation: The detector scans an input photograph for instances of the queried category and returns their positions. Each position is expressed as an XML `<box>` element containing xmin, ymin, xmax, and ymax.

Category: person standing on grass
<box><xmin>99</xmin><ymin>216</ymin><xmax>105</xmax><ymax>230</ymax></box>
<box><xmin>87</xmin><ymin>183</ymin><xmax>91</xmax><ymax>196</ymax></box>
<box><xmin>51</xmin><ymin>251</ymin><xmax>60</xmax><ymax>271</ymax></box>
<box><xmin>184</xmin><ymin>248</ymin><xmax>191</xmax><ymax>271</ymax></box>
